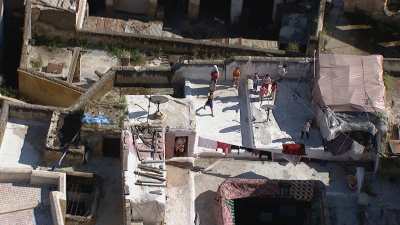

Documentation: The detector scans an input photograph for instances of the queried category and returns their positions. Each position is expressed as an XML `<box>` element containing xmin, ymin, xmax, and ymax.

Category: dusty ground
<box><xmin>322</xmin><ymin>0</ymin><xmax>400</xmax><ymax>57</ymax></box>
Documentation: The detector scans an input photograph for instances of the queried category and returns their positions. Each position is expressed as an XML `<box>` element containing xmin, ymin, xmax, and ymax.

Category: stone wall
<box><xmin>344</xmin><ymin>0</ymin><xmax>400</xmax><ymax>25</ymax></box>
<box><xmin>0</xmin><ymin>168</ymin><xmax>67</xmax><ymax>225</ymax></box>
<box><xmin>384</xmin><ymin>58</ymin><xmax>400</xmax><ymax>73</ymax></box>
<box><xmin>0</xmin><ymin>103</ymin><xmax>8</xmax><ymax>151</ymax></box>
<box><xmin>18</xmin><ymin>69</ymin><xmax>83</xmax><ymax>107</ymax></box>
<box><xmin>344</xmin><ymin>0</ymin><xmax>386</xmax><ymax>15</ymax></box>
<box><xmin>8</xmin><ymin>102</ymin><xmax>57</xmax><ymax>121</ymax></box>
<box><xmin>114</xmin><ymin>66</ymin><xmax>174</xmax><ymax>87</ymax></box>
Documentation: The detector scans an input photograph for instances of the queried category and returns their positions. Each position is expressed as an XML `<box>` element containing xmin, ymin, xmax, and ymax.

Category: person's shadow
<box><xmin>196</xmin><ymin>106</ymin><xmax>212</xmax><ymax>117</ymax></box>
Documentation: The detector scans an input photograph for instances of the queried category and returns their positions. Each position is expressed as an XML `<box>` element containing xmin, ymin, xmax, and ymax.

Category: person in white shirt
<box><xmin>301</xmin><ymin>120</ymin><xmax>311</xmax><ymax>139</ymax></box>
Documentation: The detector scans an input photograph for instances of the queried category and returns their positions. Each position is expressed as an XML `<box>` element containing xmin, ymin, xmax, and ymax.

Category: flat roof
<box><xmin>0</xmin><ymin>182</ymin><xmax>54</xmax><ymax>225</ymax></box>
<box><xmin>0</xmin><ymin>119</ymin><xmax>48</xmax><ymax>168</ymax></box>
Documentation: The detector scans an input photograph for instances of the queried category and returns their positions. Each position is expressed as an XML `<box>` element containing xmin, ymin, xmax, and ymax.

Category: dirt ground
<box><xmin>322</xmin><ymin>0</ymin><xmax>400</xmax><ymax>57</ymax></box>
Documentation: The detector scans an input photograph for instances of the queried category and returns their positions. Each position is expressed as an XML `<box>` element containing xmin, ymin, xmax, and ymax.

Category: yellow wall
<box><xmin>18</xmin><ymin>70</ymin><xmax>83</xmax><ymax>107</ymax></box>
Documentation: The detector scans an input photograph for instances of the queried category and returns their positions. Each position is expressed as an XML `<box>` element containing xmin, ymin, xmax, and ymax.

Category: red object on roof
<box><xmin>282</xmin><ymin>143</ymin><xmax>306</xmax><ymax>155</ymax></box>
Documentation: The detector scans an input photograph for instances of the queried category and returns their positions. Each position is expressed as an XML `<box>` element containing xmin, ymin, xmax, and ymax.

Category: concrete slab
<box><xmin>0</xmin><ymin>119</ymin><xmax>48</xmax><ymax>168</ymax></box>
<box><xmin>165</xmin><ymin>165</ymin><xmax>195</xmax><ymax>225</ymax></box>
<box><xmin>188</xmin><ymin>80</ymin><xmax>242</xmax><ymax>146</ymax></box>
<box><xmin>250</xmin><ymin>80</ymin><xmax>323</xmax><ymax>148</ymax></box>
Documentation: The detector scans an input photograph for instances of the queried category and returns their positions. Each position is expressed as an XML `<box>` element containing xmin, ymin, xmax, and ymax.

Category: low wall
<box><xmin>18</xmin><ymin>69</ymin><xmax>83</xmax><ymax>107</ymax></box>
<box><xmin>175</xmin><ymin>62</ymin><xmax>226</xmax><ymax>82</ymax></box>
<box><xmin>0</xmin><ymin>167</ymin><xmax>67</xmax><ymax>225</ymax></box>
<box><xmin>69</xmin><ymin>70</ymin><xmax>114</xmax><ymax>111</ymax></box>
<box><xmin>384</xmin><ymin>58</ymin><xmax>400</xmax><ymax>73</ymax></box>
<box><xmin>76</xmin><ymin>30</ymin><xmax>285</xmax><ymax>57</ymax></box>
<box><xmin>226</xmin><ymin>56</ymin><xmax>314</xmax><ymax>80</ymax></box>
<box><xmin>115</xmin><ymin>66</ymin><xmax>174</xmax><ymax>87</ymax></box>
<box><xmin>0</xmin><ymin>103</ymin><xmax>9</xmax><ymax>148</ymax></box>
<box><xmin>8</xmin><ymin>102</ymin><xmax>59</xmax><ymax>121</ymax></box>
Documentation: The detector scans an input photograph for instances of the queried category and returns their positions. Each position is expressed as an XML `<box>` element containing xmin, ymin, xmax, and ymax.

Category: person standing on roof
<box><xmin>203</xmin><ymin>92</ymin><xmax>214</xmax><ymax>117</ymax></box>
<box><xmin>259</xmin><ymin>84</ymin><xmax>267</xmax><ymax>106</ymax></box>
<box><xmin>301</xmin><ymin>120</ymin><xmax>311</xmax><ymax>139</ymax></box>
<box><xmin>261</xmin><ymin>74</ymin><xmax>272</xmax><ymax>98</ymax></box>
<box><xmin>232</xmin><ymin>67</ymin><xmax>240</xmax><ymax>89</ymax></box>
<box><xmin>210</xmin><ymin>65</ymin><xmax>220</xmax><ymax>84</ymax></box>
<box><xmin>252</xmin><ymin>72</ymin><xmax>260</xmax><ymax>93</ymax></box>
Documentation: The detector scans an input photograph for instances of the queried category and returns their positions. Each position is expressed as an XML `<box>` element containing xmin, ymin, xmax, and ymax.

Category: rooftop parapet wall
<box><xmin>114</xmin><ymin>66</ymin><xmax>174</xmax><ymax>87</ymax></box>
<box><xmin>18</xmin><ymin>69</ymin><xmax>84</xmax><ymax>107</ymax></box>
<box><xmin>0</xmin><ymin>167</ymin><xmax>67</xmax><ymax>225</ymax></box>
<box><xmin>226</xmin><ymin>56</ymin><xmax>314</xmax><ymax>80</ymax></box>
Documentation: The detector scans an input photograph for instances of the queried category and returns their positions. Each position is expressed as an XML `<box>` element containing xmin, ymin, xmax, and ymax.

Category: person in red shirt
<box><xmin>232</xmin><ymin>67</ymin><xmax>240</xmax><ymax>89</ymax></box>
<box><xmin>259</xmin><ymin>85</ymin><xmax>267</xmax><ymax>106</ymax></box>
<box><xmin>210</xmin><ymin>65</ymin><xmax>220</xmax><ymax>84</ymax></box>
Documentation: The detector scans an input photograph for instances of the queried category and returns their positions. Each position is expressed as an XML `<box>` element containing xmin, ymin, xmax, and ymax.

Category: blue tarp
<box><xmin>82</xmin><ymin>113</ymin><xmax>111</xmax><ymax>125</ymax></box>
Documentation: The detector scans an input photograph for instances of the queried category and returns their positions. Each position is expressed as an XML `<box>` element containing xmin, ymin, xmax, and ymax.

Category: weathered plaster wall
<box><xmin>18</xmin><ymin>69</ymin><xmax>83</xmax><ymax>107</ymax></box>
<box><xmin>384</xmin><ymin>58</ymin><xmax>400</xmax><ymax>73</ymax></box>
<box><xmin>0</xmin><ymin>103</ymin><xmax>8</xmax><ymax>149</ymax></box>
<box><xmin>344</xmin><ymin>0</ymin><xmax>386</xmax><ymax>14</ymax></box>
<box><xmin>174</xmin><ymin>60</ymin><xmax>225</xmax><ymax>81</ymax></box>
<box><xmin>344</xmin><ymin>0</ymin><xmax>400</xmax><ymax>24</ymax></box>
<box><xmin>226</xmin><ymin>56</ymin><xmax>314</xmax><ymax>80</ymax></box>
<box><xmin>114</xmin><ymin>67</ymin><xmax>174</xmax><ymax>87</ymax></box>
<box><xmin>8</xmin><ymin>102</ymin><xmax>56</xmax><ymax>121</ymax></box>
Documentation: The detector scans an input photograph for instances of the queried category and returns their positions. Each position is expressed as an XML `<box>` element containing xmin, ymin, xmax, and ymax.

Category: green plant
<box><xmin>30</xmin><ymin>56</ymin><xmax>43</xmax><ymax>70</ymax></box>
<box><xmin>0</xmin><ymin>86</ymin><xmax>19</xmax><ymax>99</ymax></box>
<box><xmin>129</xmin><ymin>49</ymin><xmax>145</xmax><ymax>65</ymax></box>
<box><xmin>286</xmin><ymin>42</ymin><xmax>300</xmax><ymax>52</ymax></box>
<box><xmin>384</xmin><ymin>72</ymin><xmax>396</xmax><ymax>91</ymax></box>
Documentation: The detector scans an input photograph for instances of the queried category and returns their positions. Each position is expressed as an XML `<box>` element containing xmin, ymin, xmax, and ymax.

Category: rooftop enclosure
<box><xmin>0</xmin><ymin>168</ymin><xmax>67</xmax><ymax>225</ymax></box>
<box><xmin>217</xmin><ymin>179</ymin><xmax>327</xmax><ymax>225</ymax></box>
<box><xmin>65</xmin><ymin>171</ymin><xmax>100</xmax><ymax>225</ymax></box>
<box><xmin>22</xmin><ymin>0</ymin><xmax>325</xmax><ymax>59</ymax></box>
<box><xmin>80</xmin><ymin>0</ymin><xmax>325</xmax><ymax>53</ymax></box>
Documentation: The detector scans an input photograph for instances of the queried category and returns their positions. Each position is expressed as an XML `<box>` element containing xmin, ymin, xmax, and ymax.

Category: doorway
<box><xmin>102</xmin><ymin>137</ymin><xmax>121</xmax><ymax>158</ymax></box>
<box><xmin>88</xmin><ymin>0</ymin><xmax>106</xmax><ymax>15</ymax></box>
<box><xmin>199</xmin><ymin>0</ymin><xmax>231</xmax><ymax>23</ymax></box>
<box><xmin>241</xmin><ymin>0</ymin><xmax>274</xmax><ymax>26</ymax></box>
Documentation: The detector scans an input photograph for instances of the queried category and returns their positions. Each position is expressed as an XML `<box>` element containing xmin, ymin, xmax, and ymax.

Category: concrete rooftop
<box><xmin>0</xmin><ymin>182</ymin><xmax>54</xmax><ymax>225</ymax></box>
<box><xmin>0</xmin><ymin>119</ymin><xmax>48</xmax><ymax>168</ymax></box>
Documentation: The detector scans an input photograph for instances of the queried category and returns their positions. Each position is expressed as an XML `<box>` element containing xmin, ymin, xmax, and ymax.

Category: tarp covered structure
<box><xmin>313</xmin><ymin>54</ymin><xmax>385</xmax><ymax>113</ymax></box>
<box><xmin>312</xmin><ymin>54</ymin><xmax>387</xmax><ymax>156</ymax></box>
